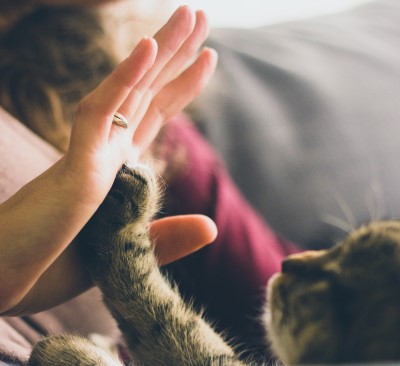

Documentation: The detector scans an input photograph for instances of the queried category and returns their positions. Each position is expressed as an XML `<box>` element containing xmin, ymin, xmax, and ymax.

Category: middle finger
<box><xmin>117</xmin><ymin>6</ymin><xmax>196</xmax><ymax>124</ymax></box>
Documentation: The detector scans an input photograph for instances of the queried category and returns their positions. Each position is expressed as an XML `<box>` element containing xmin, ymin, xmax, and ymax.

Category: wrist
<box><xmin>0</xmin><ymin>156</ymin><xmax>101</xmax><ymax>307</ymax></box>
<box><xmin>53</xmin><ymin>155</ymin><xmax>109</xmax><ymax>209</ymax></box>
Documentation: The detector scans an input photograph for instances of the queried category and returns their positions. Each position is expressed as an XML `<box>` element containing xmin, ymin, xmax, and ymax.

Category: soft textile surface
<box><xmin>195</xmin><ymin>0</ymin><xmax>400</xmax><ymax>248</ymax></box>
<box><xmin>0</xmin><ymin>108</ymin><xmax>60</xmax><ymax>202</ymax></box>
<box><xmin>0</xmin><ymin>289</ymin><xmax>120</xmax><ymax>364</ymax></box>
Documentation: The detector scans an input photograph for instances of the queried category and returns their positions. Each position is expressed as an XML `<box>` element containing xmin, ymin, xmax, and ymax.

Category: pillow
<box><xmin>194</xmin><ymin>0</ymin><xmax>400</xmax><ymax>248</ymax></box>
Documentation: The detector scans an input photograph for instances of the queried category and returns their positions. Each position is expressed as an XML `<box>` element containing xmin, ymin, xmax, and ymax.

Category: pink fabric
<box><xmin>0</xmin><ymin>108</ymin><xmax>60</xmax><ymax>203</ymax></box>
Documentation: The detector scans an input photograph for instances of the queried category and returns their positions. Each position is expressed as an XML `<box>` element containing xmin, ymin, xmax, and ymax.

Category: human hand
<box><xmin>61</xmin><ymin>5</ymin><xmax>217</xmax><ymax>209</ymax></box>
<box><xmin>0</xmin><ymin>6</ymin><xmax>218</xmax><ymax>315</ymax></box>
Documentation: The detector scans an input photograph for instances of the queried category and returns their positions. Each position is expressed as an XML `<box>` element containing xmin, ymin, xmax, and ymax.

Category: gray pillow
<box><xmin>194</xmin><ymin>0</ymin><xmax>400</xmax><ymax>249</ymax></box>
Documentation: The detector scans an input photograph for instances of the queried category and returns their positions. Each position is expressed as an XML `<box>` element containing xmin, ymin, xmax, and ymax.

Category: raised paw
<box><xmin>78</xmin><ymin>163</ymin><xmax>159</xmax><ymax>280</ymax></box>
<box><xmin>106</xmin><ymin>163</ymin><xmax>159</xmax><ymax>227</ymax></box>
<box><xmin>87</xmin><ymin>163</ymin><xmax>158</xmax><ymax>233</ymax></box>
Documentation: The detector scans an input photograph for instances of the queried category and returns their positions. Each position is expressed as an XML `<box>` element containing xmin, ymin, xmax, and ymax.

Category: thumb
<box><xmin>150</xmin><ymin>214</ymin><xmax>217</xmax><ymax>266</ymax></box>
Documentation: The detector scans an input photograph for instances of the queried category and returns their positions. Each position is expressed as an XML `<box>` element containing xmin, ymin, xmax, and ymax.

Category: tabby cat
<box><xmin>28</xmin><ymin>164</ymin><xmax>400</xmax><ymax>365</ymax></box>
<box><xmin>266</xmin><ymin>221</ymin><xmax>400</xmax><ymax>364</ymax></box>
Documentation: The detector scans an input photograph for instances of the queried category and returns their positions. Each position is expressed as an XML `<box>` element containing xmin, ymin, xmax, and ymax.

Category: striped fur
<box><xmin>29</xmin><ymin>164</ymin><xmax>245</xmax><ymax>365</ymax></box>
<box><xmin>29</xmin><ymin>165</ymin><xmax>400</xmax><ymax>365</ymax></box>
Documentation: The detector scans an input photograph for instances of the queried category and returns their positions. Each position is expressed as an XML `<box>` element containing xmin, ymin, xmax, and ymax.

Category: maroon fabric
<box><xmin>162</xmin><ymin>116</ymin><xmax>299</xmax><ymax>358</ymax></box>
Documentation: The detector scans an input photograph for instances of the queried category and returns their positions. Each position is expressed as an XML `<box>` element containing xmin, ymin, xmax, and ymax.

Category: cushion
<box><xmin>195</xmin><ymin>0</ymin><xmax>400</xmax><ymax>248</ymax></box>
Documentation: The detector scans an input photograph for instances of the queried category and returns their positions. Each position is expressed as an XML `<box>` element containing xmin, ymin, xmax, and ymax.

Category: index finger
<box><xmin>72</xmin><ymin>37</ymin><xmax>158</xmax><ymax>142</ymax></box>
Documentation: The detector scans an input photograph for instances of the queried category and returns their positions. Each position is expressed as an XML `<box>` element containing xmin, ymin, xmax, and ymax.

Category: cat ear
<box><xmin>281</xmin><ymin>250</ymin><xmax>328</xmax><ymax>274</ymax></box>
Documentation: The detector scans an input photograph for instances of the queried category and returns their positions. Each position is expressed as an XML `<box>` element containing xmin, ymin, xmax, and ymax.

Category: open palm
<box><xmin>62</xmin><ymin>6</ymin><xmax>217</xmax><ymax>208</ymax></box>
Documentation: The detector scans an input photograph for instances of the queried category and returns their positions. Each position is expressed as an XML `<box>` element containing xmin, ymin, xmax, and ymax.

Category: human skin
<box><xmin>0</xmin><ymin>6</ymin><xmax>218</xmax><ymax>315</ymax></box>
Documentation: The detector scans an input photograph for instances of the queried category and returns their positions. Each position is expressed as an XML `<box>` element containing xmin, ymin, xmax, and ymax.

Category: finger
<box><xmin>116</xmin><ymin>6</ymin><xmax>196</xmax><ymax>126</ymax></box>
<box><xmin>122</xmin><ymin>10</ymin><xmax>209</xmax><ymax>136</ymax></box>
<box><xmin>150</xmin><ymin>215</ymin><xmax>217</xmax><ymax>266</ymax></box>
<box><xmin>133</xmin><ymin>48</ymin><xmax>218</xmax><ymax>150</ymax></box>
<box><xmin>108</xmin><ymin>8</ymin><xmax>203</xmax><ymax>153</ymax></box>
<box><xmin>137</xmin><ymin>6</ymin><xmax>196</xmax><ymax>92</ymax></box>
<box><xmin>71</xmin><ymin>37</ymin><xmax>157</xmax><ymax>145</ymax></box>
<box><xmin>88</xmin><ymin>37</ymin><xmax>157</xmax><ymax>116</ymax></box>
<box><xmin>150</xmin><ymin>10</ymin><xmax>209</xmax><ymax>94</ymax></box>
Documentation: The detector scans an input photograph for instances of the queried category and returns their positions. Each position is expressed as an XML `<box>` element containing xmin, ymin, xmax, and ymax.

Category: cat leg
<box><xmin>80</xmin><ymin>165</ymin><xmax>246</xmax><ymax>366</ymax></box>
<box><xmin>28</xmin><ymin>334</ymin><xmax>123</xmax><ymax>366</ymax></box>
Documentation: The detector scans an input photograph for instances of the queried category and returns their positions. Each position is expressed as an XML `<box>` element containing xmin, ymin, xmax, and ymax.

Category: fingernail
<box><xmin>173</xmin><ymin>5</ymin><xmax>192</xmax><ymax>18</ymax></box>
<box><xmin>204</xmin><ymin>47</ymin><xmax>218</xmax><ymax>59</ymax></box>
<box><xmin>131</xmin><ymin>36</ymin><xmax>152</xmax><ymax>56</ymax></box>
<box><xmin>133</xmin><ymin>38</ymin><xmax>146</xmax><ymax>51</ymax></box>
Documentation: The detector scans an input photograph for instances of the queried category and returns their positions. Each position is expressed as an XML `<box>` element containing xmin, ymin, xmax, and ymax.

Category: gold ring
<box><xmin>113</xmin><ymin>112</ymin><xmax>129</xmax><ymax>128</ymax></box>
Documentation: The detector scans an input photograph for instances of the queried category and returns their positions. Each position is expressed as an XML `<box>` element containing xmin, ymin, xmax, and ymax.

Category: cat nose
<box><xmin>281</xmin><ymin>251</ymin><xmax>322</xmax><ymax>273</ymax></box>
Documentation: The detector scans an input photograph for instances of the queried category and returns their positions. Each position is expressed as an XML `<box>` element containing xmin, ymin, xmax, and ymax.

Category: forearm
<box><xmin>0</xmin><ymin>157</ymin><xmax>99</xmax><ymax>314</ymax></box>
<box><xmin>2</xmin><ymin>243</ymin><xmax>93</xmax><ymax>316</ymax></box>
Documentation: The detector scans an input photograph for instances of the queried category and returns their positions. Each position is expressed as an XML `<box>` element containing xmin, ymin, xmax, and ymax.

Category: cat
<box><xmin>266</xmin><ymin>220</ymin><xmax>400</xmax><ymax>364</ymax></box>
<box><xmin>28</xmin><ymin>163</ymin><xmax>400</xmax><ymax>365</ymax></box>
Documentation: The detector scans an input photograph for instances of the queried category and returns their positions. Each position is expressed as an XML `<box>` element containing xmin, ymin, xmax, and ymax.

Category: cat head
<box><xmin>266</xmin><ymin>221</ymin><xmax>400</xmax><ymax>365</ymax></box>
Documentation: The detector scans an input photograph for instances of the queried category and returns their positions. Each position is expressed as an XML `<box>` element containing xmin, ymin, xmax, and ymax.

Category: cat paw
<box><xmin>106</xmin><ymin>163</ymin><xmax>159</xmax><ymax>226</ymax></box>
<box><xmin>95</xmin><ymin>163</ymin><xmax>159</xmax><ymax>230</ymax></box>
<box><xmin>78</xmin><ymin>163</ymin><xmax>159</xmax><ymax>270</ymax></box>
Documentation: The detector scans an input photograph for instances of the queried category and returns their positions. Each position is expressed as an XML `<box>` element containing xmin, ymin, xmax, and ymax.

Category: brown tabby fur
<box><xmin>1</xmin><ymin>6</ymin><xmax>400</xmax><ymax>366</ymax></box>
<box><xmin>28</xmin><ymin>164</ymin><xmax>400</xmax><ymax>365</ymax></box>
<box><xmin>266</xmin><ymin>221</ymin><xmax>400</xmax><ymax>364</ymax></box>
<box><xmin>29</xmin><ymin>164</ymin><xmax>244</xmax><ymax>366</ymax></box>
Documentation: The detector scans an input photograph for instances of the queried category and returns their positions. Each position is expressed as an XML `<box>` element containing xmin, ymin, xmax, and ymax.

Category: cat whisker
<box><xmin>368</xmin><ymin>155</ymin><xmax>386</xmax><ymax>223</ymax></box>
<box><xmin>320</xmin><ymin>214</ymin><xmax>353</xmax><ymax>235</ymax></box>
<box><xmin>365</xmin><ymin>176</ymin><xmax>385</xmax><ymax>223</ymax></box>
<box><xmin>333</xmin><ymin>192</ymin><xmax>357</xmax><ymax>231</ymax></box>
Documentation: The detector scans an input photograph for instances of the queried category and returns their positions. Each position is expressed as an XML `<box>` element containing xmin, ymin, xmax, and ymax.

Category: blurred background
<box><xmin>132</xmin><ymin>0</ymin><xmax>373</xmax><ymax>28</ymax></box>
<box><xmin>111</xmin><ymin>0</ymin><xmax>374</xmax><ymax>51</ymax></box>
